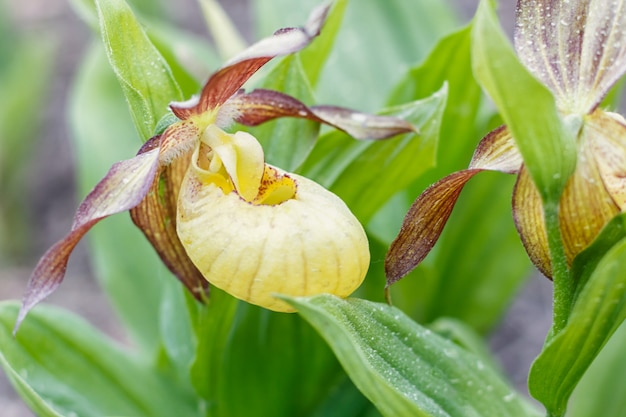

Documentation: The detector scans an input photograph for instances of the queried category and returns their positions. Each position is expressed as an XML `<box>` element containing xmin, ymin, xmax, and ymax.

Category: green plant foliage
<box><xmin>94</xmin><ymin>0</ymin><xmax>182</xmax><ymax>141</ymax></box>
<box><xmin>0</xmin><ymin>302</ymin><xmax>198</xmax><ymax>417</ymax></box>
<box><xmin>568</xmin><ymin>321</ymin><xmax>626</xmax><ymax>417</ymax></box>
<box><xmin>300</xmin><ymin>88</ymin><xmax>444</xmax><ymax>224</ymax></box>
<box><xmin>187</xmin><ymin>289</ymin><xmax>363</xmax><ymax>417</ymax></box>
<box><xmin>529</xmin><ymin>214</ymin><xmax>626</xmax><ymax>416</ymax></box>
<box><xmin>254</xmin><ymin>0</ymin><xmax>458</xmax><ymax>111</ymax></box>
<box><xmin>471</xmin><ymin>0</ymin><xmax>576</xmax><ymax>203</ymax></box>
<box><xmin>298</xmin><ymin>0</ymin><xmax>348</xmax><ymax>88</ymax></box>
<box><xmin>0</xmin><ymin>35</ymin><xmax>54</xmax><ymax>262</ymax></box>
<box><xmin>401</xmin><ymin>172</ymin><xmax>527</xmax><ymax>331</ymax></box>
<box><xmin>388</xmin><ymin>24</ymin><xmax>483</xmax><ymax>182</ymax></box>
<box><xmin>288</xmin><ymin>294</ymin><xmax>540</xmax><ymax>417</ymax></box>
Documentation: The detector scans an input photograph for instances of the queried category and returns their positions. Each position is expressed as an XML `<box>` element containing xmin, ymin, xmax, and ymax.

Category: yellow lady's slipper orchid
<box><xmin>17</xmin><ymin>4</ymin><xmax>414</xmax><ymax>330</ymax></box>
<box><xmin>385</xmin><ymin>0</ymin><xmax>626</xmax><ymax>283</ymax></box>
<box><xmin>177</xmin><ymin>126</ymin><xmax>369</xmax><ymax>312</ymax></box>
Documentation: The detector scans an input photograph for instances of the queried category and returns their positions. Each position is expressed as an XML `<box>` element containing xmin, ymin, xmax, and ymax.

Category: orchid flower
<box><xmin>16</xmin><ymin>4</ymin><xmax>415</xmax><ymax>330</ymax></box>
<box><xmin>385</xmin><ymin>0</ymin><xmax>626</xmax><ymax>284</ymax></box>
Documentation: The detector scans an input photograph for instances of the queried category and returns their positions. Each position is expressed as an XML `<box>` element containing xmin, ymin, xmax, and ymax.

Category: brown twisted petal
<box><xmin>385</xmin><ymin>126</ymin><xmax>522</xmax><ymax>285</ymax></box>
<box><xmin>15</xmin><ymin>146</ymin><xmax>161</xmax><ymax>332</ymax></box>
<box><xmin>229</xmin><ymin>89</ymin><xmax>416</xmax><ymax>140</ymax></box>
<box><xmin>169</xmin><ymin>4</ymin><xmax>329</xmax><ymax>119</ymax></box>
<box><xmin>513</xmin><ymin>111</ymin><xmax>622</xmax><ymax>278</ymax></box>
<box><xmin>130</xmin><ymin>146</ymin><xmax>209</xmax><ymax>301</ymax></box>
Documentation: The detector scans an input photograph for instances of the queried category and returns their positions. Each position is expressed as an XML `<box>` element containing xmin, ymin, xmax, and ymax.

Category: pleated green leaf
<box><xmin>288</xmin><ymin>295</ymin><xmax>540</xmax><ymax>417</ymax></box>
<box><xmin>188</xmin><ymin>289</ymin><xmax>361</xmax><ymax>417</ymax></box>
<box><xmin>0</xmin><ymin>302</ymin><xmax>198</xmax><ymax>417</ymax></box>
<box><xmin>568</xmin><ymin>321</ymin><xmax>626</xmax><ymax>417</ymax></box>
<box><xmin>529</xmin><ymin>214</ymin><xmax>626</xmax><ymax>416</ymax></box>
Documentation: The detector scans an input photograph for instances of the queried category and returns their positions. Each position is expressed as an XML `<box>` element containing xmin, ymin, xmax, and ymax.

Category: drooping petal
<box><xmin>228</xmin><ymin>89</ymin><xmax>416</xmax><ymax>140</ymax></box>
<box><xmin>560</xmin><ymin>114</ymin><xmax>621</xmax><ymax>263</ymax></box>
<box><xmin>15</xmin><ymin>147</ymin><xmax>160</xmax><ymax>332</ymax></box>
<box><xmin>515</xmin><ymin>0</ymin><xmax>626</xmax><ymax>113</ymax></box>
<box><xmin>130</xmin><ymin>147</ymin><xmax>209</xmax><ymax>301</ymax></box>
<box><xmin>385</xmin><ymin>126</ymin><xmax>522</xmax><ymax>285</ymax></box>
<box><xmin>589</xmin><ymin>110</ymin><xmax>626</xmax><ymax>209</ymax></box>
<box><xmin>512</xmin><ymin>167</ymin><xmax>552</xmax><ymax>277</ymax></box>
<box><xmin>513</xmin><ymin>112</ymin><xmax>622</xmax><ymax>278</ymax></box>
<box><xmin>169</xmin><ymin>4</ymin><xmax>329</xmax><ymax>119</ymax></box>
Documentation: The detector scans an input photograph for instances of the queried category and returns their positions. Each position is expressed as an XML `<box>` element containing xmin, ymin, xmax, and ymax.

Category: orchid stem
<box><xmin>544</xmin><ymin>200</ymin><xmax>572</xmax><ymax>336</ymax></box>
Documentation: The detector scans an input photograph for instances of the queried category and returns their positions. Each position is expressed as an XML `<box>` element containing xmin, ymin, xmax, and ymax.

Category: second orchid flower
<box><xmin>386</xmin><ymin>0</ymin><xmax>626</xmax><ymax>284</ymax></box>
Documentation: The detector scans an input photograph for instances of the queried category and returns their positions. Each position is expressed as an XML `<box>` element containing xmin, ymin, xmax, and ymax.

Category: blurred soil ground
<box><xmin>0</xmin><ymin>0</ymin><xmax>552</xmax><ymax>415</ymax></box>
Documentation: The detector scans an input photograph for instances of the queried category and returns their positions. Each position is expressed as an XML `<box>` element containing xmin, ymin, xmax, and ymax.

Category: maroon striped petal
<box><xmin>229</xmin><ymin>89</ymin><xmax>416</xmax><ymax>140</ymax></box>
<box><xmin>515</xmin><ymin>0</ymin><xmax>626</xmax><ymax>113</ymax></box>
<box><xmin>385</xmin><ymin>126</ymin><xmax>522</xmax><ymax>285</ymax></box>
<box><xmin>15</xmin><ymin>147</ymin><xmax>161</xmax><ymax>333</ymax></box>
<box><xmin>170</xmin><ymin>4</ymin><xmax>329</xmax><ymax>119</ymax></box>
<box><xmin>512</xmin><ymin>167</ymin><xmax>552</xmax><ymax>277</ymax></box>
<box><xmin>130</xmin><ymin>149</ymin><xmax>209</xmax><ymax>301</ymax></box>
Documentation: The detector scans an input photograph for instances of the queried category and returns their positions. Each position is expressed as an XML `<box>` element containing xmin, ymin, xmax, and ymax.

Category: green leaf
<box><xmin>288</xmin><ymin>295</ymin><xmax>539</xmax><ymax>417</ymax></box>
<box><xmin>145</xmin><ymin>22</ymin><xmax>217</xmax><ymax>98</ymax></box>
<box><xmin>0</xmin><ymin>301</ymin><xmax>198</xmax><ymax>417</ymax></box>
<box><xmin>308</xmin><ymin>375</ymin><xmax>381</xmax><ymax>417</ymax></box>
<box><xmin>568</xmin><ymin>321</ymin><xmax>626</xmax><ymax>417</ymax></box>
<box><xmin>198</xmin><ymin>0</ymin><xmax>247</xmax><ymax>60</ymax></box>
<box><xmin>69</xmin><ymin>43</ymin><xmax>170</xmax><ymax>353</ymax></box>
<box><xmin>69</xmin><ymin>0</ymin><xmax>217</xmax><ymax>98</ymax></box>
<box><xmin>254</xmin><ymin>0</ymin><xmax>458</xmax><ymax>111</ymax></box>
<box><xmin>95</xmin><ymin>0</ymin><xmax>182</xmax><ymax>141</ymax></box>
<box><xmin>529</xmin><ymin>225</ymin><xmax>626</xmax><ymax>416</ymax></box>
<box><xmin>429</xmin><ymin>317</ymin><xmax>503</xmax><ymax>375</ymax></box>
<box><xmin>388</xmin><ymin>24</ymin><xmax>485</xmax><ymax>186</ymax></box>
<box><xmin>299</xmin><ymin>87</ymin><xmax>445</xmax><ymax>224</ymax></box>
<box><xmin>189</xmin><ymin>290</ymin><xmax>353</xmax><ymax>417</ymax></box>
<box><xmin>156</xmin><ymin>280</ymin><xmax>200</xmax><ymax>390</ymax></box>
<box><xmin>188</xmin><ymin>288</ymin><xmax>238</xmax><ymax>406</ymax></box>
<box><xmin>570</xmin><ymin>213</ymin><xmax>626</xmax><ymax>302</ymax></box>
<box><xmin>246</xmin><ymin>54</ymin><xmax>319</xmax><ymax>172</ymax></box>
<box><xmin>471</xmin><ymin>0</ymin><xmax>576</xmax><ymax>202</ymax></box>
<box><xmin>298</xmin><ymin>0</ymin><xmax>348</xmax><ymax>87</ymax></box>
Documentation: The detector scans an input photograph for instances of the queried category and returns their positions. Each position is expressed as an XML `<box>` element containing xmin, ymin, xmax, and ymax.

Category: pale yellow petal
<box><xmin>200</xmin><ymin>125</ymin><xmax>264</xmax><ymax>201</ymax></box>
<box><xmin>513</xmin><ymin>167</ymin><xmax>552</xmax><ymax>277</ymax></box>
<box><xmin>176</xmin><ymin>165</ymin><xmax>369</xmax><ymax>312</ymax></box>
<box><xmin>588</xmin><ymin>110</ymin><xmax>626</xmax><ymax>209</ymax></box>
